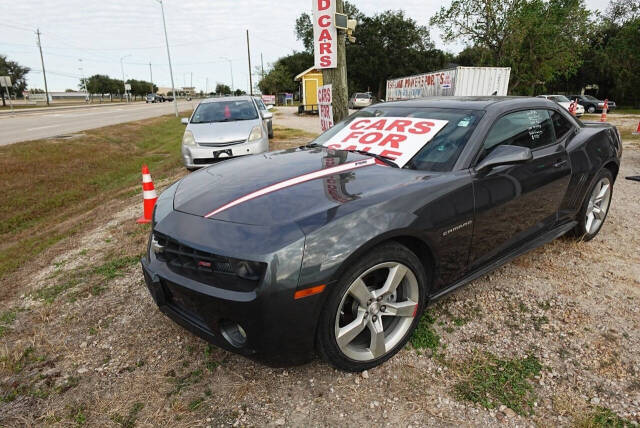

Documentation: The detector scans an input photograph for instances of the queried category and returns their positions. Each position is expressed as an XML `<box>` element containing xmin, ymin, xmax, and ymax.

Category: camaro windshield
<box><xmin>312</xmin><ymin>106</ymin><xmax>484</xmax><ymax>172</ymax></box>
<box><xmin>191</xmin><ymin>100</ymin><xmax>258</xmax><ymax>123</ymax></box>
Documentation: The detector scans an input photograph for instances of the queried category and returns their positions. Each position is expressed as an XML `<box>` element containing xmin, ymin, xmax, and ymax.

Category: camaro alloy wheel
<box><xmin>317</xmin><ymin>243</ymin><xmax>426</xmax><ymax>371</ymax></box>
<box><xmin>575</xmin><ymin>169</ymin><xmax>614</xmax><ymax>241</ymax></box>
<box><xmin>585</xmin><ymin>176</ymin><xmax>612</xmax><ymax>235</ymax></box>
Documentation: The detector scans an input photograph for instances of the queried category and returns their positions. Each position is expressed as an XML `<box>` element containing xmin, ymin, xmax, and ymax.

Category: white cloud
<box><xmin>0</xmin><ymin>0</ymin><xmax>610</xmax><ymax>91</ymax></box>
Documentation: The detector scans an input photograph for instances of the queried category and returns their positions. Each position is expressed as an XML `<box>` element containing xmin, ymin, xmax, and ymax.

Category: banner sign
<box><xmin>386</xmin><ymin>70</ymin><xmax>456</xmax><ymax>101</ymax></box>
<box><xmin>318</xmin><ymin>84</ymin><xmax>334</xmax><ymax>132</ymax></box>
<box><xmin>261</xmin><ymin>94</ymin><xmax>276</xmax><ymax>105</ymax></box>
<box><xmin>322</xmin><ymin>117</ymin><xmax>448</xmax><ymax>168</ymax></box>
<box><xmin>313</xmin><ymin>0</ymin><xmax>337</xmax><ymax>69</ymax></box>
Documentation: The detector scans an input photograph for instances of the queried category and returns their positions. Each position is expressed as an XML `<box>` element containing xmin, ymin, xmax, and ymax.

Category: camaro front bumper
<box><xmin>141</xmin><ymin>210</ymin><xmax>326</xmax><ymax>366</ymax></box>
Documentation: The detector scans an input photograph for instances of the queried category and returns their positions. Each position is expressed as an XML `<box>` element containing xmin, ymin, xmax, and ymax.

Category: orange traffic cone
<box><xmin>600</xmin><ymin>99</ymin><xmax>608</xmax><ymax>122</ymax></box>
<box><xmin>136</xmin><ymin>165</ymin><xmax>158</xmax><ymax>224</ymax></box>
<box><xmin>633</xmin><ymin>121</ymin><xmax>640</xmax><ymax>135</ymax></box>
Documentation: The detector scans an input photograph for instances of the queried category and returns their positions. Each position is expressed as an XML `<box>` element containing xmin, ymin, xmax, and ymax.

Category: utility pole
<box><xmin>149</xmin><ymin>62</ymin><xmax>154</xmax><ymax>94</ymax></box>
<box><xmin>190</xmin><ymin>72</ymin><xmax>193</xmax><ymax>88</ymax></box>
<box><xmin>78</xmin><ymin>59</ymin><xmax>88</xmax><ymax>102</ymax></box>
<box><xmin>246</xmin><ymin>30</ymin><xmax>253</xmax><ymax>96</ymax></box>
<box><xmin>36</xmin><ymin>29</ymin><xmax>50</xmax><ymax>106</ymax></box>
<box><xmin>261</xmin><ymin>53</ymin><xmax>264</xmax><ymax>80</ymax></box>
<box><xmin>120</xmin><ymin>55</ymin><xmax>131</xmax><ymax>102</ymax></box>
<box><xmin>321</xmin><ymin>0</ymin><xmax>348</xmax><ymax>122</ymax></box>
<box><xmin>156</xmin><ymin>0</ymin><xmax>178</xmax><ymax>117</ymax></box>
<box><xmin>205</xmin><ymin>77</ymin><xmax>208</xmax><ymax>95</ymax></box>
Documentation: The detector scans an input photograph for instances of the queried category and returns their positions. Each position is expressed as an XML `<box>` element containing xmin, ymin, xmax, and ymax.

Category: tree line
<box><xmin>80</xmin><ymin>75</ymin><xmax>157</xmax><ymax>101</ymax></box>
<box><xmin>259</xmin><ymin>0</ymin><xmax>639</xmax><ymax>106</ymax></box>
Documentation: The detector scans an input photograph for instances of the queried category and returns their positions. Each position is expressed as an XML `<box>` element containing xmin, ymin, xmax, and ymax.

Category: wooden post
<box><xmin>321</xmin><ymin>0</ymin><xmax>348</xmax><ymax>123</ymax></box>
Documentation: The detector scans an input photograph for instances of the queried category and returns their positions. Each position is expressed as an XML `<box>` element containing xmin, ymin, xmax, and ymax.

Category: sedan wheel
<box><xmin>317</xmin><ymin>243</ymin><xmax>427</xmax><ymax>371</ymax></box>
<box><xmin>587</xmin><ymin>105</ymin><xmax>596</xmax><ymax>113</ymax></box>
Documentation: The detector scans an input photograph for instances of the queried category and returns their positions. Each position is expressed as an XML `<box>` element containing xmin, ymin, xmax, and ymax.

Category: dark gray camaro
<box><xmin>141</xmin><ymin>97</ymin><xmax>622</xmax><ymax>371</ymax></box>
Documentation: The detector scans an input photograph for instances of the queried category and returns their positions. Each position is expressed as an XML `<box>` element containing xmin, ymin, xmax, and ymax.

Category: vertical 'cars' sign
<box><xmin>318</xmin><ymin>84</ymin><xmax>334</xmax><ymax>131</ymax></box>
<box><xmin>313</xmin><ymin>0</ymin><xmax>337</xmax><ymax>69</ymax></box>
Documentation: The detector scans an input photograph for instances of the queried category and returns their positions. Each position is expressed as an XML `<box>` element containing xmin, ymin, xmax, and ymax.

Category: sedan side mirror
<box><xmin>181</xmin><ymin>118</ymin><xmax>189</xmax><ymax>125</ymax></box>
<box><xmin>266</xmin><ymin>105</ymin><xmax>275</xmax><ymax>110</ymax></box>
<box><xmin>475</xmin><ymin>145</ymin><xmax>532</xmax><ymax>172</ymax></box>
<box><xmin>261</xmin><ymin>111</ymin><xmax>273</xmax><ymax>120</ymax></box>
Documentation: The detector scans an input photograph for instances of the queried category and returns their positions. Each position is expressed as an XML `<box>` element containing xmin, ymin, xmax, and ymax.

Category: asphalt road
<box><xmin>0</xmin><ymin>101</ymin><xmax>195</xmax><ymax>146</ymax></box>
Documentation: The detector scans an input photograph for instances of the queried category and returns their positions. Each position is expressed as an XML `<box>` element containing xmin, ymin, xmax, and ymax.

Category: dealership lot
<box><xmin>0</xmin><ymin>111</ymin><xmax>638</xmax><ymax>426</ymax></box>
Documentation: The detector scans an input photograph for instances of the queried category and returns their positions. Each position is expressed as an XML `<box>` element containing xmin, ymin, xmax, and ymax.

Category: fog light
<box><xmin>219</xmin><ymin>320</ymin><xmax>247</xmax><ymax>348</ymax></box>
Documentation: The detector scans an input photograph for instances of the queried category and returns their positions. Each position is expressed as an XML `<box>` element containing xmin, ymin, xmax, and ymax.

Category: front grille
<box><xmin>199</xmin><ymin>140</ymin><xmax>246</xmax><ymax>147</ymax></box>
<box><xmin>153</xmin><ymin>232</ymin><xmax>263</xmax><ymax>291</ymax></box>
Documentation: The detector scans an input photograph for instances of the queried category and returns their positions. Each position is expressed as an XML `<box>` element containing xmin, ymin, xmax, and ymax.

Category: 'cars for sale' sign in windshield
<box><xmin>322</xmin><ymin>117</ymin><xmax>448</xmax><ymax>168</ymax></box>
<box><xmin>313</xmin><ymin>0</ymin><xmax>337</xmax><ymax>68</ymax></box>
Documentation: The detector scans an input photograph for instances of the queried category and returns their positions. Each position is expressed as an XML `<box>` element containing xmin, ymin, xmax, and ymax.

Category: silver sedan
<box><xmin>181</xmin><ymin>96</ymin><xmax>271</xmax><ymax>170</ymax></box>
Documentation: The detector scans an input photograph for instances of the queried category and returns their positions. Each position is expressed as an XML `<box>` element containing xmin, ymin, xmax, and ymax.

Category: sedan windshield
<box><xmin>583</xmin><ymin>95</ymin><xmax>600</xmax><ymax>101</ymax></box>
<box><xmin>550</xmin><ymin>95</ymin><xmax>570</xmax><ymax>103</ymax></box>
<box><xmin>191</xmin><ymin>100</ymin><xmax>258</xmax><ymax>123</ymax></box>
<box><xmin>311</xmin><ymin>106</ymin><xmax>484</xmax><ymax>172</ymax></box>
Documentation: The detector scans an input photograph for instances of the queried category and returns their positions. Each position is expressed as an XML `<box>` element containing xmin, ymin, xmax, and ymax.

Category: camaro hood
<box><xmin>173</xmin><ymin>147</ymin><xmax>427</xmax><ymax>226</ymax></box>
<box><xmin>187</xmin><ymin>119</ymin><xmax>261</xmax><ymax>143</ymax></box>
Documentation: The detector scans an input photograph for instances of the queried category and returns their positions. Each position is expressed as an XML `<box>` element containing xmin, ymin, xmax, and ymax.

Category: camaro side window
<box><xmin>551</xmin><ymin>110</ymin><xmax>574</xmax><ymax>139</ymax></box>
<box><xmin>483</xmin><ymin>110</ymin><xmax>556</xmax><ymax>155</ymax></box>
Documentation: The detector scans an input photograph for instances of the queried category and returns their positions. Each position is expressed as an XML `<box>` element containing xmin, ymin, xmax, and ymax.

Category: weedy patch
<box><xmin>91</xmin><ymin>254</ymin><xmax>140</xmax><ymax>280</ymax></box>
<box><xmin>576</xmin><ymin>406</ymin><xmax>639</xmax><ymax>428</ymax></box>
<box><xmin>452</xmin><ymin>352</ymin><xmax>543</xmax><ymax>416</ymax></box>
<box><xmin>167</xmin><ymin>369</ymin><xmax>204</xmax><ymax>396</ymax></box>
<box><xmin>410</xmin><ymin>310</ymin><xmax>442</xmax><ymax>355</ymax></box>
<box><xmin>111</xmin><ymin>402</ymin><xmax>144</xmax><ymax>428</ymax></box>
<box><xmin>0</xmin><ymin>308</ymin><xmax>18</xmax><ymax>337</ymax></box>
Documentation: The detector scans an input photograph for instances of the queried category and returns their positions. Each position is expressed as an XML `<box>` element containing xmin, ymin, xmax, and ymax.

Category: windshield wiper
<box><xmin>345</xmin><ymin>149</ymin><xmax>399</xmax><ymax>168</ymax></box>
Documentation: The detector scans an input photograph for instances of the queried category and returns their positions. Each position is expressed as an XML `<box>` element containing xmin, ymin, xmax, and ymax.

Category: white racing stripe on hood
<box><xmin>204</xmin><ymin>158</ymin><xmax>377</xmax><ymax>218</ymax></box>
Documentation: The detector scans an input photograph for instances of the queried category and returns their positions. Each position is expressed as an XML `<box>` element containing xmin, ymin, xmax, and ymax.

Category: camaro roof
<box><xmin>381</xmin><ymin>96</ymin><xmax>557</xmax><ymax>111</ymax></box>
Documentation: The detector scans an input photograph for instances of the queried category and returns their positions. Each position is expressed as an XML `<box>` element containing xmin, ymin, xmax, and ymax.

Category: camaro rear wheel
<box><xmin>573</xmin><ymin>169</ymin><xmax>613</xmax><ymax>241</ymax></box>
<box><xmin>317</xmin><ymin>243</ymin><xmax>427</xmax><ymax>371</ymax></box>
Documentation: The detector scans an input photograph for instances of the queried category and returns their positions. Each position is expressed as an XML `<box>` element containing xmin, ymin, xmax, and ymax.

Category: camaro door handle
<box><xmin>553</xmin><ymin>160</ymin><xmax>568</xmax><ymax>168</ymax></box>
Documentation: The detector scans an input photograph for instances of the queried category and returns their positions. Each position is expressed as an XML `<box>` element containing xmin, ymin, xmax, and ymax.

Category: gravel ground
<box><xmin>1</xmin><ymin>114</ymin><xmax>639</xmax><ymax>427</ymax></box>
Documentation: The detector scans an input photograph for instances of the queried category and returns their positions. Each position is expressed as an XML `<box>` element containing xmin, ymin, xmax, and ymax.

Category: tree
<box><xmin>0</xmin><ymin>55</ymin><xmax>30</xmax><ymax>106</ymax></box>
<box><xmin>233</xmin><ymin>89</ymin><xmax>247</xmax><ymax>96</ymax></box>
<box><xmin>258</xmin><ymin>51</ymin><xmax>313</xmax><ymax>95</ymax></box>
<box><xmin>431</xmin><ymin>0</ymin><xmax>591</xmax><ymax>95</ymax></box>
<box><xmin>215</xmin><ymin>83</ymin><xmax>231</xmax><ymax>95</ymax></box>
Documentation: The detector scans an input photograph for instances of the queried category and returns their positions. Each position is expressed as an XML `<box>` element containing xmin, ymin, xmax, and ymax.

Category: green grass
<box><xmin>32</xmin><ymin>279</ymin><xmax>79</xmax><ymax>304</ymax></box>
<box><xmin>92</xmin><ymin>255</ymin><xmax>141</xmax><ymax>280</ymax></box>
<box><xmin>111</xmin><ymin>402</ymin><xmax>144</xmax><ymax>428</ymax></box>
<box><xmin>577</xmin><ymin>406</ymin><xmax>639</xmax><ymax>428</ymax></box>
<box><xmin>0</xmin><ymin>309</ymin><xmax>18</xmax><ymax>337</ymax></box>
<box><xmin>272</xmin><ymin>125</ymin><xmax>318</xmax><ymax>140</ymax></box>
<box><xmin>453</xmin><ymin>353</ymin><xmax>542</xmax><ymax>415</ymax></box>
<box><xmin>0</xmin><ymin>113</ymin><xmax>188</xmax><ymax>281</ymax></box>
<box><xmin>410</xmin><ymin>310</ymin><xmax>441</xmax><ymax>354</ymax></box>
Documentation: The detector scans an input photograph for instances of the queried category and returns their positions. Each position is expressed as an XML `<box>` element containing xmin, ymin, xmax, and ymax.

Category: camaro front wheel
<box><xmin>317</xmin><ymin>243</ymin><xmax>427</xmax><ymax>371</ymax></box>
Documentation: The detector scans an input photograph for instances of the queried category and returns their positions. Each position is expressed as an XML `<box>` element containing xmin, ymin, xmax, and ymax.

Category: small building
<box><xmin>295</xmin><ymin>66</ymin><xmax>323</xmax><ymax>113</ymax></box>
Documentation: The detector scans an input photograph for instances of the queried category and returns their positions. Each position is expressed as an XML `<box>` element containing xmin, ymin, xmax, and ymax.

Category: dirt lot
<box><xmin>1</xmin><ymin>114</ymin><xmax>639</xmax><ymax>427</ymax></box>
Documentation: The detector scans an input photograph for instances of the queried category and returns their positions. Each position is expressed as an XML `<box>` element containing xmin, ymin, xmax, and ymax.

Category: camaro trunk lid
<box><xmin>173</xmin><ymin>147</ymin><xmax>424</xmax><ymax>226</ymax></box>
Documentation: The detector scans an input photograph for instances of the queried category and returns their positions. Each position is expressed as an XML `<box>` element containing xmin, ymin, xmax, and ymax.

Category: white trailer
<box><xmin>386</xmin><ymin>67</ymin><xmax>511</xmax><ymax>101</ymax></box>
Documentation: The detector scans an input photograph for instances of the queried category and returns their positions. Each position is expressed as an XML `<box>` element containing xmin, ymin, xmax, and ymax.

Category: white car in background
<box><xmin>537</xmin><ymin>95</ymin><xmax>584</xmax><ymax>117</ymax></box>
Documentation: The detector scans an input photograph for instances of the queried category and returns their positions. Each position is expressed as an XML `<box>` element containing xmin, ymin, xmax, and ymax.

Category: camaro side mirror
<box><xmin>475</xmin><ymin>145</ymin><xmax>533</xmax><ymax>172</ymax></box>
<box><xmin>181</xmin><ymin>118</ymin><xmax>189</xmax><ymax>125</ymax></box>
<box><xmin>261</xmin><ymin>111</ymin><xmax>273</xmax><ymax>120</ymax></box>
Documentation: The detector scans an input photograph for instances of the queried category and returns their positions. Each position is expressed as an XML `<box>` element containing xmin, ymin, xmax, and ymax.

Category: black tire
<box><xmin>587</xmin><ymin>105</ymin><xmax>596</xmax><ymax>113</ymax></box>
<box><xmin>572</xmin><ymin>168</ymin><xmax>614</xmax><ymax>241</ymax></box>
<box><xmin>268</xmin><ymin>124</ymin><xmax>274</xmax><ymax>139</ymax></box>
<box><xmin>317</xmin><ymin>242</ymin><xmax>428</xmax><ymax>372</ymax></box>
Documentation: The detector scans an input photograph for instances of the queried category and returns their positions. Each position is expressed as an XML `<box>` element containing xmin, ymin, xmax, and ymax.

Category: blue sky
<box><xmin>0</xmin><ymin>0</ymin><xmax>610</xmax><ymax>92</ymax></box>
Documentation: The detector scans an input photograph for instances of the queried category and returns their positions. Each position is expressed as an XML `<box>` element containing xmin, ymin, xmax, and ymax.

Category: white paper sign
<box><xmin>317</xmin><ymin>84</ymin><xmax>333</xmax><ymax>131</ymax></box>
<box><xmin>0</xmin><ymin>76</ymin><xmax>11</xmax><ymax>87</ymax></box>
<box><xmin>322</xmin><ymin>117</ymin><xmax>449</xmax><ymax>168</ymax></box>
<box><xmin>313</xmin><ymin>0</ymin><xmax>337</xmax><ymax>69</ymax></box>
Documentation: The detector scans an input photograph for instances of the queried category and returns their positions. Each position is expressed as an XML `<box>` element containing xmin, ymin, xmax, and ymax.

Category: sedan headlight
<box><xmin>182</xmin><ymin>130</ymin><xmax>196</xmax><ymax>147</ymax></box>
<box><xmin>248</xmin><ymin>125</ymin><xmax>263</xmax><ymax>142</ymax></box>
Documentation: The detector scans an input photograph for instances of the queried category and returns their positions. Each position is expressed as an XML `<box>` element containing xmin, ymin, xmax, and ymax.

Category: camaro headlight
<box><xmin>152</xmin><ymin>181</ymin><xmax>179</xmax><ymax>226</ymax></box>
<box><xmin>182</xmin><ymin>130</ymin><xmax>196</xmax><ymax>147</ymax></box>
<box><xmin>248</xmin><ymin>125</ymin><xmax>263</xmax><ymax>142</ymax></box>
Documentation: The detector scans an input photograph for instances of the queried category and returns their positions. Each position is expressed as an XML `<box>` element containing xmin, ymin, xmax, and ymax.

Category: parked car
<box><xmin>567</xmin><ymin>94</ymin><xmax>616</xmax><ymax>113</ymax></box>
<box><xmin>142</xmin><ymin>96</ymin><xmax>621</xmax><ymax>371</ymax></box>
<box><xmin>146</xmin><ymin>93</ymin><xmax>163</xmax><ymax>103</ymax></box>
<box><xmin>254</xmin><ymin>97</ymin><xmax>274</xmax><ymax>139</ymax></box>
<box><xmin>537</xmin><ymin>95</ymin><xmax>584</xmax><ymax>117</ymax></box>
<box><xmin>179</xmin><ymin>96</ymin><xmax>269</xmax><ymax>170</ymax></box>
<box><xmin>348</xmin><ymin>92</ymin><xmax>378</xmax><ymax>109</ymax></box>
